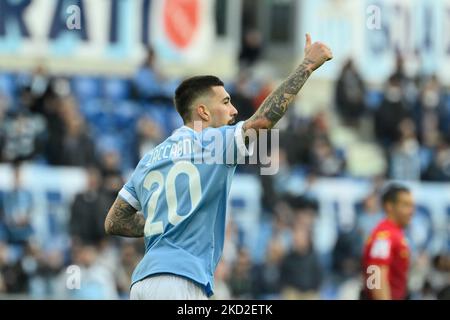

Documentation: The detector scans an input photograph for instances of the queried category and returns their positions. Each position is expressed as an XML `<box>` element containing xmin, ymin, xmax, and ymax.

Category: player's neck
<box><xmin>386</xmin><ymin>216</ymin><xmax>403</xmax><ymax>229</ymax></box>
<box><xmin>184</xmin><ymin>120</ymin><xmax>209</xmax><ymax>132</ymax></box>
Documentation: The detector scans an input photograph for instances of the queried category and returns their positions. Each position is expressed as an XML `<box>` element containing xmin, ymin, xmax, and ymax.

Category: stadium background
<box><xmin>0</xmin><ymin>0</ymin><xmax>449</xmax><ymax>299</ymax></box>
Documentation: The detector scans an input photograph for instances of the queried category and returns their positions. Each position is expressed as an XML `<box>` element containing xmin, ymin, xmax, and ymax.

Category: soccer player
<box><xmin>362</xmin><ymin>184</ymin><xmax>415</xmax><ymax>300</ymax></box>
<box><xmin>104</xmin><ymin>34</ymin><xmax>332</xmax><ymax>299</ymax></box>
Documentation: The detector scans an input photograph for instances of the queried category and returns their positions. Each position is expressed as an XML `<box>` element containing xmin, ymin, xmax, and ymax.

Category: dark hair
<box><xmin>174</xmin><ymin>75</ymin><xmax>224</xmax><ymax>123</ymax></box>
<box><xmin>381</xmin><ymin>183</ymin><xmax>410</xmax><ymax>205</ymax></box>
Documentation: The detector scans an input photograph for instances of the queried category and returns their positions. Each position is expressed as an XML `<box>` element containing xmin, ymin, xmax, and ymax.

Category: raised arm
<box><xmin>243</xmin><ymin>34</ymin><xmax>333</xmax><ymax>132</ymax></box>
<box><xmin>104</xmin><ymin>197</ymin><xmax>145</xmax><ymax>237</ymax></box>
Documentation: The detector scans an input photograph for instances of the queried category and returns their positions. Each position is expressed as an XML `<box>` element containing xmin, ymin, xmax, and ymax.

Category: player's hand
<box><xmin>303</xmin><ymin>33</ymin><xmax>333</xmax><ymax>71</ymax></box>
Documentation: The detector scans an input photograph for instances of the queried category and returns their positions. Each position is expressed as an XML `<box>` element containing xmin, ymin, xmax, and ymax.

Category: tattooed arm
<box><xmin>104</xmin><ymin>197</ymin><xmax>145</xmax><ymax>237</ymax></box>
<box><xmin>243</xmin><ymin>34</ymin><xmax>332</xmax><ymax>132</ymax></box>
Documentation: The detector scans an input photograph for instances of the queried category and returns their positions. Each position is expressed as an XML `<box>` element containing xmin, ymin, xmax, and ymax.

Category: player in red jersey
<box><xmin>362</xmin><ymin>184</ymin><xmax>415</xmax><ymax>300</ymax></box>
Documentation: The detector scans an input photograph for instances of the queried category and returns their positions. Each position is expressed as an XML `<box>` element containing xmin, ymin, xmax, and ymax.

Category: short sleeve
<box><xmin>118</xmin><ymin>175</ymin><xmax>141</xmax><ymax>211</ymax></box>
<box><xmin>220</xmin><ymin>121</ymin><xmax>255</xmax><ymax>166</ymax></box>
<box><xmin>367</xmin><ymin>232</ymin><xmax>393</xmax><ymax>266</ymax></box>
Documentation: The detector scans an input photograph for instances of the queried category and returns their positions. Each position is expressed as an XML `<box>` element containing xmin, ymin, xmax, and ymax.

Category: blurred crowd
<box><xmin>0</xmin><ymin>47</ymin><xmax>449</xmax><ymax>299</ymax></box>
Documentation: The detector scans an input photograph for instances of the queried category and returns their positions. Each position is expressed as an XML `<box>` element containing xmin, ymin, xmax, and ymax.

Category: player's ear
<box><xmin>197</xmin><ymin>104</ymin><xmax>210</xmax><ymax>122</ymax></box>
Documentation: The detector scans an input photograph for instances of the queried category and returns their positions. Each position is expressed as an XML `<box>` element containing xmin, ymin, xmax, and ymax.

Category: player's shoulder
<box><xmin>205</xmin><ymin>123</ymin><xmax>240</xmax><ymax>134</ymax></box>
<box><xmin>371</xmin><ymin>220</ymin><xmax>405</xmax><ymax>243</ymax></box>
<box><xmin>370</xmin><ymin>220</ymin><xmax>393</xmax><ymax>238</ymax></box>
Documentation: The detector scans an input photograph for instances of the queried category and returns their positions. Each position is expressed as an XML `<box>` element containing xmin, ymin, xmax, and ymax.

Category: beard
<box><xmin>228</xmin><ymin>117</ymin><xmax>237</xmax><ymax>125</ymax></box>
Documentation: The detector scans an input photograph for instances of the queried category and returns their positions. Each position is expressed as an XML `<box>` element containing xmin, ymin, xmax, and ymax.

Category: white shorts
<box><xmin>130</xmin><ymin>274</ymin><xmax>208</xmax><ymax>300</ymax></box>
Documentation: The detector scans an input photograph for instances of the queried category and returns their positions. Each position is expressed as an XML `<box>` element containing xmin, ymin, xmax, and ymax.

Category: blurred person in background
<box><xmin>114</xmin><ymin>241</ymin><xmax>143</xmax><ymax>299</ymax></box>
<box><xmin>415</xmin><ymin>76</ymin><xmax>445</xmax><ymax>146</ymax></box>
<box><xmin>0</xmin><ymin>95</ymin><xmax>7</xmax><ymax>161</ymax></box>
<box><xmin>362</xmin><ymin>184</ymin><xmax>415</xmax><ymax>300</ymax></box>
<box><xmin>0</xmin><ymin>242</ymin><xmax>7</xmax><ymax>293</ymax></box>
<box><xmin>256</xmin><ymin>199</ymin><xmax>294</xmax><ymax>258</ymax></box>
<box><xmin>332</xmin><ymin>224</ymin><xmax>362</xmax><ymax>284</ymax></box>
<box><xmin>97</xmin><ymin>170</ymin><xmax>125</xmax><ymax>238</ymax></box>
<box><xmin>1</xmin><ymin>161</ymin><xmax>33</xmax><ymax>245</ymax></box>
<box><xmin>389</xmin><ymin>118</ymin><xmax>421</xmax><ymax>180</ymax></box>
<box><xmin>0</xmin><ymin>240</ymin><xmax>27</xmax><ymax>294</ymax></box>
<box><xmin>430</xmin><ymin>254</ymin><xmax>450</xmax><ymax>300</ymax></box>
<box><xmin>21</xmin><ymin>242</ymin><xmax>64</xmax><ymax>298</ymax></box>
<box><xmin>17</xmin><ymin>65</ymin><xmax>53</xmax><ymax>116</ymax></box>
<box><xmin>239</xmin><ymin>29</ymin><xmax>264</xmax><ymax>68</ymax></box>
<box><xmin>335</xmin><ymin>59</ymin><xmax>366</xmax><ymax>126</ymax></box>
<box><xmin>251</xmin><ymin>237</ymin><xmax>284</xmax><ymax>299</ymax></box>
<box><xmin>309</xmin><ymin>135</ymin><xmax>345</xmax><ymax>177</ymax></box>
<box><xmin>375</xmin><ymin>75</ymin><xmax>412</xmax><ymax>148</ymax></box>
<box><xmin>422</xmin><ymin>137</ymin><xmax>450</xmax><ymax>181</ymax></box>
<box><xmin>356</xmin><ymin>190</ymin><xmax>384</xmax><ymax>244</ymax></box>
<box><xmin>99</xmin><ymin>150</ymin><xmax>122</xmax><ymax>177</ymax></box>
<box><xmin>280</xmin><ymin>224</ymin><xmax>322</xmax><ymax>299</ymax></box>
<box><xmin>230</xmin><ymin>70</ymin><xmax>258</xmax><ymax>123</ymax></box>
<box><xmin>135</xmin><ymin>116</ymin><xmax>163</xmax><ymax>159</ymax></box>
<box><xmin>132</xmin><ymin>47</ymin><xmax>176</xmax><ymax>103</ymax></box>
<box><xmin>57</xmin><ymin>244</ymin><xmax>118</xmax><ymax>299</ymax></box>
<box><xmin>69</xmin><ymin>167</ymin><xmax>104</xmax><ymax>246</ymax></box>
<box><xmin>228</xmin><ymin>248</ymin><xmax>253</xmax><ymax>299</ymax></box>
<box><xmin>212</xmin><ymin>260</ymin><xmax>232</xmax><ymax>300</ymax></box>
<box><xmin>46</xmin><ymin>97</ymin><xmax>97</xmax><ymax>166</ymax></box>
<box><xmin>0</xmin><ymin>87</ymin><xmax>46</xmax><ymax>162</ymax></box>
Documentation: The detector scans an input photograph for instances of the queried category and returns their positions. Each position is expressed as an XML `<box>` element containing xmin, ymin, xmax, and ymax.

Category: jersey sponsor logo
<box><xmin>375</xmin><ymin>230</ymin><xmax>390</xmax><ymax>239</ymax></box>
<box><xmin>370</xmin><ymin>238</ymin><xmax>391</xmax><ymax>259</ymax></box>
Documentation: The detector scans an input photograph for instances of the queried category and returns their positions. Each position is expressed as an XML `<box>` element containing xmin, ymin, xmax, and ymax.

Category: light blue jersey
<box><xmin>118</xmin><ymin>121</ymin><xmax>251</xmax><ymax>297</ymax></box>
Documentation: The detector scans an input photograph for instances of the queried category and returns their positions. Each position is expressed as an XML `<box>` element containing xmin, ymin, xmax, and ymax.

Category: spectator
<box><xmin>0</xmin><ymin>103</ymin><xmax>46</xmax><ymax>162</ymax></box>
<box><xmin>46</xmin><ymin>97</ymin><xmax>97</xmax><ymax>166</ymax></box>
<box><xmin>1</xmin><ymin>161</ymin><xmax>33</xmax><ymax>244</ymax></box>
<box><xmin>375</xmin><ymin>75</ymin><xmax>411</xmax><ymax>147</ymax></box>
<box><xmin>212</xmin><ymin>260</ymin><xmax>232</xmax><ymax>300</ymax></box>
<box><xmin>69</xmin><ymin>168</ymin><xmax>104</xmax><ymax>246</ymax></box>
<box><xmin>280</xmin><ymin>225</ymin><xmax>322</xmax><ymax>299</ymax></box>
<box><xmin>356</xmin><ymin>191</ymin><xmax>384</xmax><ymax>243</ymax></box>
<box><xmin>22</xmin><ymin>242</ymin><xmax>64</xmax><ymax>298</ymax></box>
<box><xmin>56</xmin><ymin>244</ymin><xmax>118</xmax><ymax>299</ymax></box>
<box><xmin>415</xmin><ymin>76</ymin><xmax>445</xmax><ymax>147</ymax></box>
<box><xmin>228</xmin><ymin>248</ymin><xmax>253</xmax><ymax>299</ymax></box>
<box><xmin>389</xmin><ymin>118</ymin><xmax>421</xmax><ymax>180</ymax></box>
<box><xmin>97</xmin><ymin>171</ymin><xmax>124</xmax><ymax>226</ymax></box>
<box><xmin>99</xmin><ymin>150</ymin><xmax>122</xmax><ymax>177</ymax></box>
<box><xmin>239</xmin><ymin>29</ymin><xmax>263</xmax><ymax>67</ymax></box>
<box><xmin>335</xmin><ymin>59</ymin><xmax>366</xmax><ymax>126</ymax></box>
<box><xmin>231</xmin><ymin>70</ymin><xmax>257</xmax><ymax>123</ymax></box>
<box><xmin>115</xmin><ymin>241</ymin><xmax>142</xmax><ymax>298</ymax></box>
<box><xmin>136</xmin><ymin>117</ymin><xmax>163</xmax><ymax>159</ymax></box>
<box><xmin>0</xmin><ymin>241</ymin><xmax>28</xmax><ymax>294</ymax></box>
<box><xmin>332</xmin><ymin>226</ymin><xmax>362</xmax><ymax>281</ymax></box>
<box><xmin>430</xmin><ymin>254</ymin><xmax>450</xmax><ymax>300</ymax></box>
<box><xmin>251</xmin><ymin>238</ymin><xmax>284</xmax><ymax>299</ymax></box>
<box><xmin>422</xmin><ymin>138</ymin><xmax>450</xmax><ymax>181</ymax></box>
<box><xmin>310</xmin><ymin>135</ymin><xmax>345</xmax><ymax>177</ymax></box>
<box><xmin>132</xmin><ymin>47</ymin><xmax>175</xmax><ymax>103</ymax></box>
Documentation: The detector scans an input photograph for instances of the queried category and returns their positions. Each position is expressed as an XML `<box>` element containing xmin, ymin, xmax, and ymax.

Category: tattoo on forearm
<box><xmin>247</xmin><ymin>59</ymin><xmax>314</xmax><ymax>129</ymax></box>
<box><xmin>105</xmin><ymin>198</ymin><xmax>145</xmax><ymax>237</ymax></box>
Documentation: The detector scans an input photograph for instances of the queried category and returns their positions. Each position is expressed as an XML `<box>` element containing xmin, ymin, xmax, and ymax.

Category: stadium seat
<box><xmin>71</xmin><ymin>76</ymin><xmax>101</xmax><ymax>102</ymax></box>
<box><xmin>0</xmin><ymin>73</ymin><xmax>17</xmax><ymax>99</ymax></box>
<box><xmin>365</xmin><ymin>90</ymin><xmax>384</xmax><ymax>110</ymax></box>
<box><xmin>102</xmin><ymin>77</ymin><xmax>131</xmax><ymax>101</ymax></box>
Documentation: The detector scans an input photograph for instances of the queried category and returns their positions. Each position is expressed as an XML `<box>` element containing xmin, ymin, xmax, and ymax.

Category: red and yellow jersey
<box><xmin>362</xmin><ymin>219</ymin><xmax>410</xmax><ymax>300</ymax></box>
